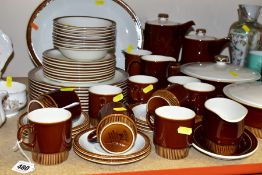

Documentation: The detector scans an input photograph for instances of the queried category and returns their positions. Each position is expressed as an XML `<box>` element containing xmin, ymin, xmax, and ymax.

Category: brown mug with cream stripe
<box><xmin>88</xmin><ymin>102</ymin><xmax>137</xmax><ymax>154</ymax></box>
<box><xmin>147</xmin><ymin>105</ymin><xmax>195</xmax><ymax>159</ymax></box>
<box><xmin>17</xmin><ymin>108</ymin><xmax>72</xmax><ymax>165</ymax></box>
<box><xmin>127</xmin><ymin>75</ymin><xmax>158</xmax><ymax>104</ymax></box>
<box><xmin>89</xmin><ymin>85</ymin><xmax>123</xmax><ymax>126</ymax></box>
<box><xmin>27</xmin><ymin>88</ymin><xmax>81</xmax><ymax>122</ymax></box>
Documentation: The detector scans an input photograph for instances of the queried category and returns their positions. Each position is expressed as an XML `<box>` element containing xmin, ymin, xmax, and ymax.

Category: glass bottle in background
<box><xmin>229</xmin><ymin>4</ymin><xmax>262</xmax><ymax>67</ymax></box>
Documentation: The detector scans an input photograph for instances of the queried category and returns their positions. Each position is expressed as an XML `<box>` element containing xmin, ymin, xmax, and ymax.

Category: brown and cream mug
<box><xmin>146</xmin><ymin>84</ymin><xmax>190</xmax><ymax>125</ymax></box>
<box><xmin>183</xmin><ymin>82</ymin><xmax>215</xmax><ymax>116</ymax></box>
<box><xmin>128</xmin><ymin>75</ymin><xmax>158</xmax><ymax>104</ymax></box>
<box><xmin>123</xmin><ymin>48</ymin><xmax>152</xmax><ymax>76</ymax></box>
<box><xmin>27</xmin><ymin>88</ymin><xmax>81</xmax><ymax>122</ymax></box>
<box><xmin>203</xmin><ymin>97</ymin><xmax>248</xmax><ymax>155</ymax></box>
<box><xmin>17</xmin><ymin>108</ymin><xmax>72</xmax><ymax>165</ymax></box>
<box><xmin>147</xmin><ymin>106</ymin><xmax>195</xmax><ymax>159</ymax></box>
<box><xmin>89</xmin><ymin>85</ymin><xmax>123</xmax><ymax>126</ymax></box>
<box><xmin>88</xmin><ymin>102</ymin><xmax>137</xmax><ymax>154</ymax></box>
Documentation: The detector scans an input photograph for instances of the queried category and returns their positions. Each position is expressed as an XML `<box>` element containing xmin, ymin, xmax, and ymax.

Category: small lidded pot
<box><xmin>143</xmin><ymin>13</ymin><xmax>195</xmax><ymax>59</ymax></box>
<box><xmin>181</xmin><ymin>29</ymin><xmax>230</xmax><ymax>64</ymax></box>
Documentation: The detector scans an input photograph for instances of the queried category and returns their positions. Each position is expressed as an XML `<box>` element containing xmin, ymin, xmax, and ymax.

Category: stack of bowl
<box><xmin>53</xmin><ymin>16</ymin><xmax>116</xmax><ymax>61</ymax></box>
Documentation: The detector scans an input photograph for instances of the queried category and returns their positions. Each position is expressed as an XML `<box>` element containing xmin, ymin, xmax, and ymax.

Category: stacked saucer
<box><xmin>73</xmin><ymin>128</ymin><xmax>151</xmax><ymax>165</ymax></box>
<box><xmin>43</xmin><ymin>49</ymin><xmax>116</xmax><ymax>83</ymax></box>
<box><xmin>131</xmin><ymin>104</ymin><xmax>153</xmax><ymax>133</ymax></box>
<box><xmin>53</xmin><ymin>16</ymin><xmax>116</xmax><ymax>61</ymax></box>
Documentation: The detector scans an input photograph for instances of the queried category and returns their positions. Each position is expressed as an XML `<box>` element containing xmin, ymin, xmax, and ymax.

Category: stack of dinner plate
<box><xmin>73</xmin><ymin>128</ymin><xmax>151</xmax><ymax>165</ymax></box>
<box><xmin>43</xmin><ymin>49</ymin><xmax>116</xmax><ymax>83</ymax></box>
<box><xmin>28</xmin><ymin>67</ymin><xmax>128</xmax><ymax>113</ymax></box>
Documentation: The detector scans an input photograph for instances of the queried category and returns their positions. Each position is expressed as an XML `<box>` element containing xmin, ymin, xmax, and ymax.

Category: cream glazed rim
<box><xmin>180</xmin><ymin>62</ymin><xmax>261</xmax><ymax>83</ymax></box>
<box><xmin>223</xmin><ymin>81</ymin><xmax>262</xmax><ymax>109</ymax></box>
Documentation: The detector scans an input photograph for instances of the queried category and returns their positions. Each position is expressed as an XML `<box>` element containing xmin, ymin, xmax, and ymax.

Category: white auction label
<box><xmin>12</xmin><ymin>161</ymin><xmax>35</xmax><ymax>174</ymax></box>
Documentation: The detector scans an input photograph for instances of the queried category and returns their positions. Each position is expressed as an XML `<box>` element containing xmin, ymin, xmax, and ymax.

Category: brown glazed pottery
<box><xmin>27</xmin><ymin>88</ymin><xmax>81</xmax><ymax>121</ymax></box>
<box><xmin>123</xmin><ymin>49</ymin><xmax>152</xmax><ymax>76</ymax></box>
<box><xmin>97</xmin><ymin>102</ymin><xmax>135</xmax><ymax>122</ymax></box>
<box><xmin>141</xmin><ymin>55</ymin><xmax>176</xmax><ymax>88</ymax></box>
<box><xmin>96</xmin><ymin>114</ymin><xmax>137</xmax><ymax>154</ymax></box>
<box><xmin>223</xmin><ymin>81</ymin><xmax>262</xmax><ymax>138</ymax></box>
<box><xmin>203</xmin><ymin>98</ymin><xmax>248</xmax><ymax>155</ymax></box>
<box><xmin>147</xmin><ymin>106</ymin><xmax>195</xmax><ymax>159</ymax></box>
<box><xmin>127</xmin><ymin>75</ymin><xmax>158</xmax><ymax>104</ymax></box>
<box><xmin>183</xmin><ymin>82</ymin><xmax>215</xmax><ymax>116</ymax></box>
<box><xmin>88</xmin><ymin>85</ymin><xmax>123</xmax><ymax>126</ymax></box>
<box><xmin>17</xmin><ymin>108</ymin><xmax>72</xmax><ymax>165</ymax></box>
<box><xmin>181</xmin><ymin>28</ymin><xmax>230</xmax><ymax>64</ymax></box>
<box><xmin>88</xmin><ymin>102</ymin><xmax>137</xmax><ymax>154</ymax></box>
<box><xmin>146</xmin><ymin>84</ymin><xmax>190</xmax><ymax>123</ymax></box>
<box><xmin>143</xmin><ymin>13</ymin><xmax>195</xmax><ymax>59</ymax></box>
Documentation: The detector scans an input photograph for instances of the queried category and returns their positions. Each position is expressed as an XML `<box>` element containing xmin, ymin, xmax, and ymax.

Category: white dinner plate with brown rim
<box><xmin>28</xmin><ymin>67</ymin><xmax>128</xmax><ymax>87</ymax></box>
<box><xmin>26</xmin><ymin>0</ymin><xmax>142</xmax><ymax>69</ymax></box>
<box><xmin>73</xmin><ymin>146</ymin><xmax>150</xmax><ymax>165</ymax></box>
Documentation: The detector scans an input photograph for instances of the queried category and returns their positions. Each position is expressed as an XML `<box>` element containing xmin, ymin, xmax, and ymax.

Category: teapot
<box><xmin>181</xmin><ymin>28</ymin><xmax>230</xmax><ymax>63</ymax></box>
<box><xmin>143</xmin><ymin>13</ymin><xmax>195</xmax><ymax>59</ymax></box>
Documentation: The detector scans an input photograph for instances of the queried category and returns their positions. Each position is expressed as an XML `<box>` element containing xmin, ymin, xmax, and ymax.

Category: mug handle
<box><xmin>87</xmin><ymin>130</ymin><xmax>98</xmax><ymax>143</ymax></box>
<box><xmin>146</xmin><ymin>112</ymin><xmax>154</xmax><ymax>130</ymax></box>
<box><xmin>17</xmin><ymin>124</ymin><xmax>35</xmax><ymax>149</ymax></box>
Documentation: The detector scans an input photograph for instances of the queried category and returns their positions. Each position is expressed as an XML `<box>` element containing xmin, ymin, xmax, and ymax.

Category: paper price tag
<box><xmin>177</xmin><ymin>126</ymin><xmax>192</xmax><ymax>135</ymax></box>
<box><xmin>60</xmin><ymin>87</ymin><xmax>75</xmax><ymax>91</ymax></box>
<box><xmin>113</xmin><ymin>93</ymin><xmax>123</xmax><ymax>102</ymax></box>
<box><xmin>143</xmin><ymin>84</ymin><xmax>154</xmax><ymax>94</ymax></box>
<box><xmin>6</xmin><ymin>76</ymin><xmax>12</xmax><ymax>87</ymax></box>
<box><xmin>229</xmin><ymin>71</ymin><xmax>238</xmax><ymax>77</ymax></box>
<box><xmin>242</xmin><ymin>24</ymin><xmax>250</xmax><ymax>33</ymax></box>
<box><xmin>113</xmin><ymin>107</ymin><xmax>127</xmax><ymax>112</ymax></box>
<box><xmin>95</xmin><ymin>0</ymin><xmax>105</xmax><ymax>5</ymax></box>
<box><xmin>12</xmin><ymin>161</ymin><xmax>35</xmax><ymax>174</ymax></box>
<box><xmin>127</xmin><ymin>44</ymin><xmax>134</xmax><ymax>53</ymax></box>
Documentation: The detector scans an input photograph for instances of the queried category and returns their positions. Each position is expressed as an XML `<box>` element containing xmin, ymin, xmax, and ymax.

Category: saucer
<box><xmin>192</xmin><ymin>123</ymin><xmax>259</xmax><ymax>160</ymax></box>
<box><xmin>73</xmin><ymin>146</ymin><xmax>150</xmax><ymax>165</ymax></box>
<box><xmin>73</xmin><ymin>128</ymin><xmax>151</xmax><ymax>160</ymax></box>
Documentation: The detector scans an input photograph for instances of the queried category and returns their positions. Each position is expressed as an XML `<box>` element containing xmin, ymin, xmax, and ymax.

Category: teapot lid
<box><xmin>185</xmin><ymin>28</ymin><xmax>216</xmax><ymax>41</ymax></box>
<box><xmin>146</xmin><ymin>13</ymin><xmax>178</xmax><ymax>26</ymax></box>
<box><xmin>180</xmin><ymin>56</ymin><xmax>261</xmax><ymax>83</ymax></box>
<box><xmin>223</xmin><ymin>81</ymin><xmax>262</xmax><ymax>109</ymax></box>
